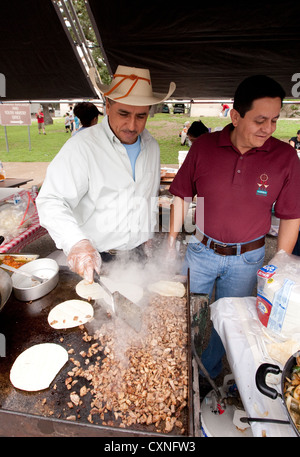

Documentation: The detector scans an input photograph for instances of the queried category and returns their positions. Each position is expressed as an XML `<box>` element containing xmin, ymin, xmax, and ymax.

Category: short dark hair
<box><xmin>73</xmin><ymin>102</ymin><xmax>100</xmax><ymax>127</ymax></box>
<box><xmin>187</xmin><ymin>120</ymin><xmax>209</xmax><ymax>138</ymax></box>
<box><xmin>233</xmin><ymin>75</ymin><xmax>286</xmax><ymax>118</ymax></box>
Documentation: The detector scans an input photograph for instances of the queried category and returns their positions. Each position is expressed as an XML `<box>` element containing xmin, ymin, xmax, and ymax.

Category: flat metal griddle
<box><xmin>0</xmin><ymin>267</ymin><xmax>195</xmax><ymax>437</ymax></box>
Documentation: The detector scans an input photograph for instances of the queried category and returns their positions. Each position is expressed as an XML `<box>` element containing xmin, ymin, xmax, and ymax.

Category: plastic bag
<box><xmin>0</xmin><ymin>191</ymin><xmax>36</xmax><ymax>244</ymax></box>
<box><xmin>256</xmin><ymin>250</ymin><xmax>300</xmax><ymax>338</ymax></box>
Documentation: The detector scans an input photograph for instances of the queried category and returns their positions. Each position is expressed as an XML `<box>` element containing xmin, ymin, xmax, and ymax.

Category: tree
<box><xmin>41</xmin><ymin>103</ymin><xmax>54</xmax><ymax>125</ymax></box>
<box><xmin>281</xmin><ymin>103</ymin><xmax>300</xmax><ymax>118</ymax></box>
<box><xmin>57</xmin><ymin>0</ymin><xmax>111</xmax><ymax>85</ymax></box>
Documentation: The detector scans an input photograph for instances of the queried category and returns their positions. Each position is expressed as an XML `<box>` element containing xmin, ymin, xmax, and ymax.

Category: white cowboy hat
<box><xmin>89</xmin><ymin>65</ymin><xmax>176</xmax><ymax>106</ymax></box>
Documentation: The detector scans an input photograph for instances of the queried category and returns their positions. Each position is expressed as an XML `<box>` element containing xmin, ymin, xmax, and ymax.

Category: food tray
<box><xmin>0</xmin><ymin>254</ymin><xmax>39</xmax><ymax>269</ymax></box>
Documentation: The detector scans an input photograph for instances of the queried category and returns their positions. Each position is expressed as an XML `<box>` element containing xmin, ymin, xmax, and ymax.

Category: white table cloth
<box><xmin>211</xmin><ymin>296</ymin><xmax>297</xmax><ymax>437</ymax></box>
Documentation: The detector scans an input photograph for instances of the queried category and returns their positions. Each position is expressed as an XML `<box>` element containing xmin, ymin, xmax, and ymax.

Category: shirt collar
<box><xmin>102</xmin><ymin>115</ymin><xmax>119</xmax><ymax>144</ymax></box>
<box><xmin>219</xmin><ymin>123</ymin><xmax>272</xmax><ymax>153</ymax></box>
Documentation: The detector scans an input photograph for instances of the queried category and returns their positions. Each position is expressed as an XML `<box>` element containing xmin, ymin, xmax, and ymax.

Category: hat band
<box><xmin>104</xmin><ymin>73</ymin><xmax>151</xmax><ymax>100</ymax></box>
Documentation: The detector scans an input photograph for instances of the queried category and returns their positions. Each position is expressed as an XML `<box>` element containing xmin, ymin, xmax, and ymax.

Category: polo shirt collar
<box><xmin>219</xmin><ymin>123</ymin><xmax>272</xmax><ymax>153</ymax></box>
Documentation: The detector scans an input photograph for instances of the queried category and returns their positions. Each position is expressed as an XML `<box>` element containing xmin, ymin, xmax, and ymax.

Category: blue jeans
<box><xmin>183</xmin><ymin>234</ymin><xmax>265</xmax><ymax>378</ymax></box>
<box><xmin>292</xmin><ymin>230</ymin><xmax>300</xmax><ymax>256</ymax></box>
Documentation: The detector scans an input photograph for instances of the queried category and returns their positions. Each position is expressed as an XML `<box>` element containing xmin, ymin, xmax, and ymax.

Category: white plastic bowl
<box><xmin>12</xmin><ymin>258</ymin><xmax>59</xmax><ymax>301</ymax></box>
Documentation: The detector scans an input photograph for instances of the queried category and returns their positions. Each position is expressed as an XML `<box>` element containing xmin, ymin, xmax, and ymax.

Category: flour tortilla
<box><xmin>10</xmin><ymin>343</ymin><xmax>68</xmax><ymax>391</ymax></box>
<box><xmin>76</xmin><ymin>280</ymin><xmax>104</xmax><ymax>300</ymax></box>
<box><xmin>48</xmin><ymin>299</ymin><xmax>94</xmax><ymax>329</ymax></box>
<box><xmin>76</xmin><ymin>277</ymin><xmax>143</xmax><ymax>307</ymax></box>
<box><xmin>147</xmin><ymin>280</ymin><xmax>186</xmax><ymax>297</ymax></box>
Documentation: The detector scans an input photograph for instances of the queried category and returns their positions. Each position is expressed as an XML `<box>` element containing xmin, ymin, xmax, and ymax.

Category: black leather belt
<box><xmin>195</xmin><ymin>229</ymin><xmax>265</xmax><ymax>256</ymax></box>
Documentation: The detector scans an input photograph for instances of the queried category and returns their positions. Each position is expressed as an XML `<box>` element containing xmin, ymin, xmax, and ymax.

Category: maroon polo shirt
<box><xmin>170</xmin><ymin>124</ymin><xmax>300</xmax><ymax>243</ymax></box>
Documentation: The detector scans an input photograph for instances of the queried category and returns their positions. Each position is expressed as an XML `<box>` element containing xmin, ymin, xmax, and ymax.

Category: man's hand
<box><xmin>67</xmin><ymin>239</ymin><xmax>101</xmax><ymax>283</ymax></box>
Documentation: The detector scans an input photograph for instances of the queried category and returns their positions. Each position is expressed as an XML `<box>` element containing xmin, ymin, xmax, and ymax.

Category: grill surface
<box><xmin>0</xmin><ymin>267</ymin><xmax>196</xmax><ymax>437</ymax></box>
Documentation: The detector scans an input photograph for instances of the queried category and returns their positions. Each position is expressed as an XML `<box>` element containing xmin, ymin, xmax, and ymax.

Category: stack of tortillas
<box><xmin>147</xmin><ymin>280</ymin><xmax>185</xmax><ymax>297</ymax></box>
<box><xmin>10</xmin><ymin>343</ymin><xmax>68</xmax><ymax>391</ymax></box>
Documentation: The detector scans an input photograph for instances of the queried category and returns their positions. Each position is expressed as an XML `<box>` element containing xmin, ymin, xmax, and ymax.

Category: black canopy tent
<box><xmin>0</xmin><ymin>0</ymin><xmax>299</xmax><ymax>101</ymax></box>
<box><xmin>86</xmin><ymin>0</ymin><xmax>300</xmax><ymax>100</ymax></box>
<box><xmin>0</xmin><ymin>0</ymin><xmax>97</xmax><ymax>101</ymax></box>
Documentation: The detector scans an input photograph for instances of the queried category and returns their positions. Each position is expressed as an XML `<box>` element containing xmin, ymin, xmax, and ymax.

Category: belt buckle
<box><xmin>213</xmin><ymin>242</ymin><xmax>229</xmax><ymax>256</ymax></box>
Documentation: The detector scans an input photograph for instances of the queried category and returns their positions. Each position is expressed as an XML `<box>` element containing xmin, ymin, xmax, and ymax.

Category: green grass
<box><xmin>147</xmin><ymin>114</ymin><xmax>231</xmax><ymax>163</ymax></box>
<box><xmin>0</xmin><ymin>114</ymin><xmax>299</xmax><ymax>164</ymax></box>
<box><xmin>0</xmin><ymin>118</ymin><xmax>70</xmax><ymax>161</ymax></box>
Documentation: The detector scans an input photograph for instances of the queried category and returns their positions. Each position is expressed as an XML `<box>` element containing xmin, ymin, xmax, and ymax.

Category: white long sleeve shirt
<box><xmin>36</xmin><ymin>116</ymin><xmax>160</xmax><ymax>254</ymax></box>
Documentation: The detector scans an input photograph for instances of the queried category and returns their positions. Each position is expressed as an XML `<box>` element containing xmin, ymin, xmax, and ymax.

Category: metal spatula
<box><xmin>0</xmin><ymin>263</ymin><xmax>45</xmax><ymax>283</ymax></box>
<box><xmin>93</xmin><ymin>272</ymin><xmax>143</xmax><ymax>332</ymax></box>
<box><xmin>93</xmin><ymin>272</ymin><xmax>116</xmax><ymax>313</ymax></box>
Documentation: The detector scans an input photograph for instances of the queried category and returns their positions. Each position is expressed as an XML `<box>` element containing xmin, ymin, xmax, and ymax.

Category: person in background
<box><xmin>36</xmin><ymin>109</ymin><xmax>46</xmax><ymax>135</ymax></box>
<box><xmin>69</xmin><ymin>106</ymin><xmax>74</xmax><ymax>132</ymax></box>
<box><xmin>64</xmin><ymin>112</ymin><xmax>71</xmax><ymax>133</ymax></box>
<box><xmin>187</xmin><ymin>120</ymin><xmax>209</xmax><ymax>144</ymax></box>
<box><xmin>179</xmin><ymin>121</ymin><xmax>191</xmax><ymax>146</ymax></box>
<box><xmin>74</xmin><ymin>114</ymin><xmax>80</xmax><ymax>132</ymax></box>
<box><xmin>289</xmin><ymin>129</ymin><xmax>300</xmax><ymax>152</ymax></box>
<box><xmin>221</xmin><ymin>103</ymin><xmax>230</xmax><ymax>117</ymax></box>
<box><xmin>168</xmin><ymin>75</ymin><xmax>300</xmax><ymax>386</ymax></box>
<box><xmin>36</xmin><ymin>65</ymin><xmax>175</xmax><ymax>283</ymax></box>
<box><xmin>73</xmin><ymin>102</ymin><xmax>100</xmax><ymax>135</ymax></box>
